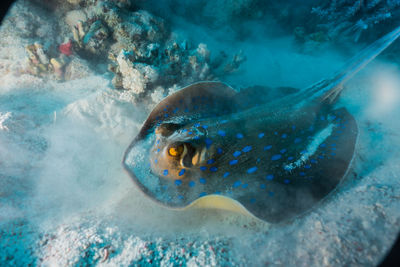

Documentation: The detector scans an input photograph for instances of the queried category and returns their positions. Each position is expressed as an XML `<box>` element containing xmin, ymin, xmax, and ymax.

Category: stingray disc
<box><xmin>123</xmin><ymin>82</ymin><xmax>358</xmax><ymax>223</ymax></box>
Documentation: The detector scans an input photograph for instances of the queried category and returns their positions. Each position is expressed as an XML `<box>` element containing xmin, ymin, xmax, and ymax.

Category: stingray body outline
<box><xmin>123</xmin><ymin>26</ymin><xmax>400</xmax><ymax>223</ymax></box>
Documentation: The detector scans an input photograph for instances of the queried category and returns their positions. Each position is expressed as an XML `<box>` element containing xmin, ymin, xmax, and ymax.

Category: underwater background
<box><xmin>1</xmin><ymin>0</ymin><xmax>400</xmax><ymax>265</ymax></box>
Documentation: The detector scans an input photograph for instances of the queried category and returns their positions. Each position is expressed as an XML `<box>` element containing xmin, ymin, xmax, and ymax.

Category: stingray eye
<box><xmin>168</xmin><ymin>144</ymin><xmax>184</xmax><ymax>157</ymax></box>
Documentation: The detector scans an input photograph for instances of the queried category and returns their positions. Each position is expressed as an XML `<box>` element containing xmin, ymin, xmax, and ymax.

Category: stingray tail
<box><xmin>303</xmin><ymin>25</ymin><xmax>400</xmax><ymax>103</ymax></box>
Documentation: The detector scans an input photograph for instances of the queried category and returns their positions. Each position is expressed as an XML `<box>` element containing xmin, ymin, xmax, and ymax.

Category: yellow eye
<box><xmin>168</xmin><ymin>144</ymin><xmax>184</xmax><ymax>157</ymax></box>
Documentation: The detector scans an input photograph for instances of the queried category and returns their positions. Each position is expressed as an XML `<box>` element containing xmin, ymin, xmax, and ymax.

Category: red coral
<box><xmin>59</xmin><ymin>41</ymin><xmax>73</xmax><ymax>56</ymax></box>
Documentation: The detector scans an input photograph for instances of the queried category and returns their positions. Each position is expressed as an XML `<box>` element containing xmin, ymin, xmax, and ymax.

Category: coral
<box><xmin>62</xmin><ymin>0</ymin><xmax>245</xmax><ymax>98</ymax></box>
<box><xmin>108</xmin><ymin>40</ymin><xmax>245</xmax><ymax>99</ymax></box>
<box><xmin>24</xmin><ymin>41</ymin><xmax>88</xmax><ymax>81</ymax></box>
<box><xmin>6</xmin><ymin>0</ymin><xmax>245</xmax><ymax>97</ymax></box>
<box><xmin>309</xmin><ymin>0</ymin><xmax>400</xmax><ymax>43</ymax></box>
<box><xmin>59</xmin><ymin>40</ymin><xmax>73</xmax><ymax>56</ymax></box>
<box><xmin>65</xmin><ymin>9</ymin><xmax>87</xmax><ymax>28</ymax></box>
<box><xmin>64</xmin><ymin>56</ymin><xmax>94</xmax><ymax>80</ymax></box>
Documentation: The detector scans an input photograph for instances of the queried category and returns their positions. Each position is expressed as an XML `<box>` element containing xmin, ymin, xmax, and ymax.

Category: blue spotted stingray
<box><xmin>123</xmin><ymin>26</ymin><xmax>400</xmax><ymax>223</ymax></box>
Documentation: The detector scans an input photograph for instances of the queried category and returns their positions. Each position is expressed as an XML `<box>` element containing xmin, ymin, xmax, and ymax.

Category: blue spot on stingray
<box><xmin>318</xmin><ymin>155</ymin><xmax>324</xmax><ymax>159</ymax></box>
<box><xmin>294</xmin><ymin>138</ymin><xmax>302</xmax><ymax>144</ymax></box>
<box><xmin>217</xmin><ymin>147</ymin><xmax>223</xmax><ymax>154</ymax></box>
<box><xmin>260</xmin><ymin>184</ymin><xmax>266</xmax><ymax>189</ymax></box>
<box><xmin>250</xmin><ymin>198</ymin><xmax>256</xmax><ymax>204</ymax></box>
<box><xmin>194</xmin><ymin>136</ymin><xmax>200</xmax><ymax>140</ymax></box>
<box><xmin>173</xmin><ymin>108</ymin><xmax>178</xmax><ymax>113</ymax></box>
<box><xmin>311</xmin><ymin>159</ymin><xmax>317</xmax><ymax>164</ymax></box>
<box><xmin>309</xmin><ymin>126</ymin><xmax>315</xmax><ymax>131</ymax></box>
<box><xmin>299</xmin><ymin>172</ymin><xmax>305</xmax><ymax>176</ymax></box>
<box><xmin>247</xmin><ymin>167</ymin><xmax>258</xmax><ymax>174</ymax></box>
<box><xmin>271</xmin><ymin>154</ymin><xmax>282</xmax><ymax>161</ymax></box>
<box><xmin>163</xmin><ymin>170</ymin><xmax>168</xmax><ymax>176</ymax></box>
<box><xmin>182</xmin><ymin>129</ymin><xmax>187</xmax><ymax>133</ymax></box>
<box><xmin>266</xmin><ymin>174</ymin><xmax>274</xmax><ymax>180</ymax></box>
<box><xmin>281</xmin><ymin>133</ymin><xmax>287</xmax><ymax>138</ymax></box>
<box><xmin>207</xmin><ymin>159</ymin><xmax>215</xmax><ymax>164</ymax></box>
<box><xmin>258</xmin><ymin>133</ymin><xmax>265</xmax><ymax>138</ymax></box>
<box><xmin>214</xmin><ymin>191</ymin><xmax>221</xmax><ymax>195</ymax></box>
<box><xmin>164</xmin><ymin>114</ymin><xmax>169</xmax><ymax>118</ymax></box>
<box><xmin>223</xmin><ymin>172</ymin><xmax>230</xmax><ymax>178</ymax></box>
<box><xmin>154</xmin><ymin>159</ymin><xmax>158</xmax><ymax>164</ymax></box>
<box><xmin>202</xmin><ymin>125</ymin><xmax>208</xmax><ymax>129</ymax></box>
<box><xmin>175</xmin><ymin>180</ymin><xmax>182</xmax><ymax>186</ymax></box>
<box><xmin>163</xmin><ymin>108</ymin><xmax>167</xmax><ymax>111</ymax></box>
<box><xmin>199</xmin><ymin>192</ymin><xmax>207</xmax><ymax>197</ymax></box>
<box><xmin>236</xmin><ymin>133</ymin><xmax>244</xmax><ymax>139</ymax></box>
<box><xmin>218</xmin><ymin>130</ymin><xmax>226</xmax><ymax>136</ymax></box>
<box><xmin>284</xmin><ymin>179</ymin><xmax>290</xmax><ymax>184</ymax></box>
<box><xmin>320</xmin><ymin>143</ymin><xmax>326</xmax><ymax>148</ymax></box>
<box><xmin>280</xmin><ymin>149</ymin><xmax>287</xmax><ymax>154</ymax></box>
<box><xmin>300</xmin><ymin>150</ymin><xmax>308</xmax><ymax>154</ymax></box>
<box><xmin>189</xmin><ymin>181</ymin><xmax>195</xmax><ymax>187</ymax></box>
<box><xmin>157</xmin><ymin>148</ymin><xmax>160</xmax><ymax>153</ymax></box>
<box><xmin>188</xmin><ymin>131</ymin><xmax>193</xmax><ymax>135</ymax></box>
<box><xmin>320</xmin><ymin>116</ymin><xmax>325</xmax><ymax>121</ymax></box>
<box><xmin>205</xmin><ymin>138</ymin><xmax>212</xmax><ymax>148</ymax></box>
<box><xmin>331</xmin><ymin>147</ymin><xmax>337</xmax><ymax>151</ymax></box>
<box><xmin>292</xmin><ymin>125</ymin><xmax>296</xmax><ymax>130</ymax></box>
<box><xmin>264</xmin><ymin>145</ymin><xmax>272</xmax><ymax>150</ymax></box>
<box><xmin>157</xmin><ymin>139</ymin><xmax>160</xmax><ymax>144</ymax></box>
<box><xmin>200</xmin><ymin>166</ymin><xmax>207</xmax><ymax>171</ymax></box>
<box><xmin>288</xmin><ymin>156</ymin><xmax>294</xmax><ymax>161</ymax></box>
<box><xmin>233</xmin><ymin>151</ymin><xmax>241</xmax><ymax>157</ymax></box>
<box><xmin>269</xmin><ymin>191</ymin><xmax>275</xmax><ymax>197</ymax></box>
<box><xmin>194</xmin><ymin>123</ymin><xmax>200</xmax><ymax>127</ymax></box>
<box><xmin>220</xmin><ymin>119</ymin><xmax>228</xmax><ymax>124</ymax></box>
<box><xmin>178</xmin><ymin>195</ymin><xmax>184</xmax><ymax>200</ymax></box>
<box><xmin>274</xmin><ymin>131</ymin><xmax>278</xmax><ymax>135</ymax></box>
<box><xmin>331</xmin><ymin>152</ymin><xmax>336</xmax><ymax>156</ymax></box>
<box><xmin>184</xmin><ymin>108</ymin><xmax>189</xmax><ymax>112</ymax></box>
<box><xmin>242</xmin><ymin>183</ymin><xmax>248</xmax><ymax>189</ymax></box>
<box><xmin>242</xmin><ymin>146</ymin><xmax>252</xmax><ymax>153</ymax></box>
<box><xmin>233</xmin><ymin>181</ymin><xmax>241</xmax><ymax>188</ymax></box>
<box><xmin>179</xmin><ymin>169</ymin><xmax>186</xmax><ymax>176</ymax></box>
<box><xmin>304</xmin><ymin>165</ymin><xmax>311</xmax><ymax>169</ymax></box>
<box><xmin>199</xmin><ymin>178</ymin><xmax>206</xmax><ymax>184</ymax></box>
<box><xmin>229</xmin><ymin>159</ymin><xmax>238</xmax><ymax>165</ymax></box>
<box><xmin>210</xmin><ymin>166</ymin><xmax>218</xmax><ymax>172</ymax></box>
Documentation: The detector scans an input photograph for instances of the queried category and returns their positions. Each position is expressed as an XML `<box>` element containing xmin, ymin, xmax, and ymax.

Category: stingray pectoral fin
<box><xmin>228</xmin><ymin>107</ymin><xmax>358</xmax><ymax>223</ymax></box>
<box><xmin>234</xmin><ymin>85</ymin><xmax>300</xmax><ymax>109</ymax></box>
<box><xmin>178</xmin><ymin>195</ymin><xmax>261</xmax><ymax>219</ymax></box>
<box><xmin>135</xmin><ymin>81</ymin><xmax>238</xmax><ymax>140</ymax></box>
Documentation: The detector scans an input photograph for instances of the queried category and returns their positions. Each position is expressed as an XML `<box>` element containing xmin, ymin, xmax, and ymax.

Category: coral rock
<box><xmin>64</xmin><ymin>57</ymin><xmax>93</xmax><ymax>80</ymax></box>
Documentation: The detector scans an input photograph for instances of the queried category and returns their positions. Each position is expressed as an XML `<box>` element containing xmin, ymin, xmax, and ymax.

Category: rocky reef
<box><xmin>309</xmin><ymin>0</ymin><xmax>400</xmax><ymax>43</ymax></box>
<box><xmin>10</xmin><ymin>0</ymin><xmax>244</xmax><ymax>101</ymax></box>
<box><xmin>263</xmin><ymin>0</ymin><xmax>400</xmax><ymax>46</ymax></box>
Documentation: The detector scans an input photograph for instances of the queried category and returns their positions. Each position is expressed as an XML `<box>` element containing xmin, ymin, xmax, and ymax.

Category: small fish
<box><xmin>123</xmin><ymin>26</ymin><xmax>400</xmax><ymax>223</ymax></box>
